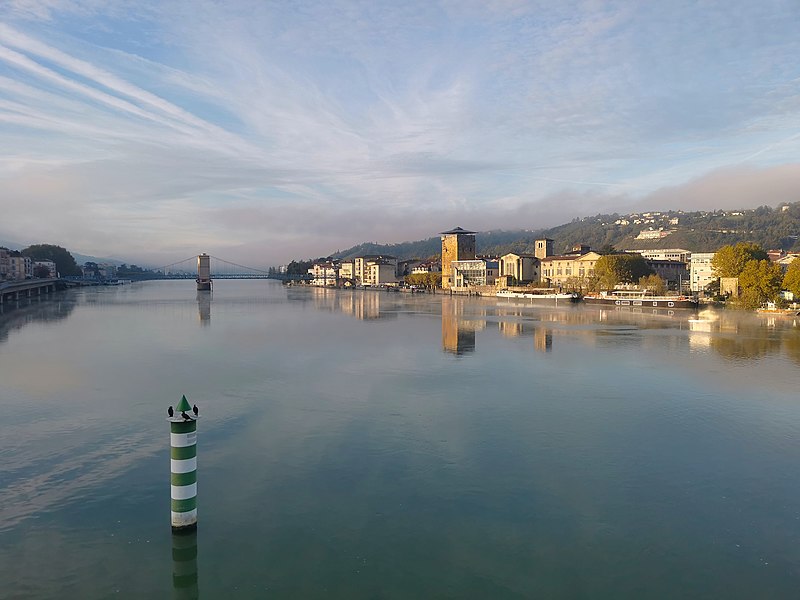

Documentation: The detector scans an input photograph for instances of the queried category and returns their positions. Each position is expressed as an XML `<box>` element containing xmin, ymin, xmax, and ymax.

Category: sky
<box><xmin>0</xmin><ymin>0</ymin><xmax>799</xmax><ymax>267</ymax></box>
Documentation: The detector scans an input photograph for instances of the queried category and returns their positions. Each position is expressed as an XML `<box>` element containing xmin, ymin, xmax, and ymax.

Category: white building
<box><xmin>635</xmin><ymin>229</ymin><xmax>674</xmax><ymax>240</ymax></box>
<box><xmin>627</xmin><ymin>248</ymin><xmax>692</xmax><ymax>263</ymax></box>
<box><xmin>451</xmin><ymin>259</ymin><xmax>499</xmax><ymax>287</ymax></box>
<box><xmin>411</xmin><ymin>262</ymin><xmax>441</xmax><ymax>274</ymax></box>
<box><xmin>690</xmin><ymin>252</ymin><xmax>716</xmax><ymax>293</ymax></box>
<box><xmin>34</xmin><ymin>260</ymin><xmax>57</xmax><ymax>278</ymax></box>
<box><xmin>308</xmin><ymin>262</ymin><xmax>338</xmax><ymax>286</ymax></box>
<box><xmin>338</xmin><ymin>261</ymin><xmax>355</xmax><ymax>282</ymax></box>
<box><xmin>365</xmin><ymin>260</ymin><xmax>398</xmax><ymax>286</ymax></box>
<box><xmin>354</xmin><ymin>255</ymin><xmax>397</xmax><ymax>286</ymax></box>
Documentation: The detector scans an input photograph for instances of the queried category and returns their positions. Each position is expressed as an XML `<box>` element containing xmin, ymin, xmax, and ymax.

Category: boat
<box><xmin>496</xmin><ymin>289</ymin><xmax>579</xmax><ymax>302</ymax></box>
<box><xmin>756</xmin><ymin>302</ymin><xmax>800</xmax><ymax>316</ymax></box>
<box><xmin>582</xmin><ymin>290</ymin><xmax>699</xmax><ymax>309</ymax></box>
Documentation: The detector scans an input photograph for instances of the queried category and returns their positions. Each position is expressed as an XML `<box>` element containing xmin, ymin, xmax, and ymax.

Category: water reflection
<box><xmin>172</xmin><ymin>530</ymin><xmax>199</xmax><ymax>600</ymax></box>
<box><xmin>534</xmin><ymin>328</ymin><xmax>553</xmax><ymax>352</ymax></box>
<box><xmin>196</xmin><ymin>291</ymin><xmax>211</xmax><ymax>325</ymax></box>
<box><xmin>0</xmin><ymin>296</ymin><xmax>75</xmax><ymax>345</ymax></box>
<box><xmin>441</xmin><ymin>296</ymin><xmax>477</xmax><ymax>355</ymax></box>
<box><xmin>4</xmin><ymin>284</ymin><xmax>796</xmax><ymax>368</ymax></box>
<box><xmin>685</xmin><ymin>311</ymin><xmax>788</xmax><ymax>361</ymax></box>
<box><xmin>495</xmin><ymin>307</ymin><xmax>553</xmax><ymax>353</ymax></box>
<box><xmin>2</xmin><ymin>281</ymin><xmax>800</xmax><ymax>598</ymax></box>
<box><xmin>301</xmin><ymin>287</ymin><xmax>397</xmax><ymax>320</ymax></box>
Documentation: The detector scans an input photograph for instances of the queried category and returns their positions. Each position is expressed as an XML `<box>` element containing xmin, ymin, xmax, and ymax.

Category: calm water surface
<box><xmin>1</xmin><ymin>280</ymin><xmax>800</xmax><ymax>598</ymax></box>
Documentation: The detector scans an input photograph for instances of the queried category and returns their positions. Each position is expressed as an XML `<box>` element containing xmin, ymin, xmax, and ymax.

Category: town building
<box><xmin>450</xmin><ymin>259</ymin><xmax>498</xmax><ymax>287</ymax></box>
<box><xmin>534</xmin><ymin>238</ymin><xmax>554</xmax><ymax>260</ymax></box>
<box><xmin>364</xmin><ymin>259</ymin><xmax>398</xmax><ymax>286</ymax></box>
<box><xmin>645</xmin><ymin>259</ymin><xmax>689</xmax><ymax>291</ymax></box>
<box><xmin>33</xmin><ymin>260</ymin><xmax>57</xmax><ymax>278</ymax></box>
<box><xmin>308</xmin><ymin>261</ymin><xmax>338</xmax><ymax>286</ymax></box>
<box><xmin>338</xmin><ymin>261</ymin><xmax>355</xmax><ymax>284</ymax></box>
<box><xmin>689</xmin><ymin>252</ymin><xmax>716</xmax><ymax>293</ymax></box>
<box><xmin>626</xmin><ymin>248</ymin><xmax>692</xmax><ymax>263</ymax></box>
<box><xmin>635</xmin><ymin>229</ymin><xmax>674</xmax><ymax>240</ymax></box>
<box><xmin>0</xmin><ymin>248</ymin><xmax>9</xmax><ymax>280</ymax></box>
<box><xmin>411</xmin><ymin>262</ymin><xmax>441</xmax><ymax>274</ymax></box>
<box><xmin>720</xmin><ymin>277</ymin><xmax>739</xmax><ymax>297</ymax></box>
<box><xmin>354</xmin><ymin>255</ymin><xmax>397</xmax><ymax>286</ymax></box>
<box><xmin>396</xmin><ymin>260</ymin><xmax>423</xmax><ymax>278</ymax></box>
<box><xmin>440</xmin><ymin>227</ymin><xmax>476</xmax><ymax>289</ymax></box>
<box><xmin>8</xmin><ymin>255</ymin><xmax>32</xmax><ymax>280</ymax></box>
<box><xmin>498</xmin><ymin>253</ymin><xmax>539</xmax><ymax>285</ymax></box>
<box><xmin>539</xmin><ymin>247</ymin><xmax>601</xmax><ymax>288</ymax></box>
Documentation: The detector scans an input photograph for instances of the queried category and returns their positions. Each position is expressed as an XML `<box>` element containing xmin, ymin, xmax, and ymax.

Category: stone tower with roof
<box><xmin>440</xmin><ymin>227</ymin><xmax>476</xmax><ymax>289</ymax></box>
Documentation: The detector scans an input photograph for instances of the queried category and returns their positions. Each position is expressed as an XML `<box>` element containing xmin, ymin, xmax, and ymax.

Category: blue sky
<box><xmin>1</xmin><ymin>0</ymin><xmax>799</xmax><ymax>266</ymax></box>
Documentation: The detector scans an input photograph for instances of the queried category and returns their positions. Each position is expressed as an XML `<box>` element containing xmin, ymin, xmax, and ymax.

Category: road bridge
<box><xmin>0</xmin><ymin>279</ymin><xmax>63</xmax><ymax>305</ymax></box>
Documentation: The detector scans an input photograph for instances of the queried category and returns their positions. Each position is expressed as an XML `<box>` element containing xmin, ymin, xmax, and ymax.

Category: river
<box><xmin>1</xmin><ymin>280</ymin><xmax>799</xmax><ymax>598</ymax></box>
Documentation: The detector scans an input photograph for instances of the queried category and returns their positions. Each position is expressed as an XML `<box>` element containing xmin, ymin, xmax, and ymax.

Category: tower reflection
<box><xmin>172</xmin><ymin>529</ymin><xmax>199</xmax><ymax>599</ymax></box>
<box><xmin>441</xmin><ymin>296</ymin><xmax>476</xmax><ymax>355</ymax></box>
<box><xmin>196</xmin><ymin>291</ymin><xmax>211</xmax><ymax>325</ymax></box>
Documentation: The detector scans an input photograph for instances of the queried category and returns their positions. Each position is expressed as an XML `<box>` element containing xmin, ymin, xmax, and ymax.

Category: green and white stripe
<box><xmin>169</xmin><ymin>395</ymin><xmax>198</xmax><ymax>530</ymax></box>
<box><xmin>171</xmin><ymin>530</ymin><xmax>199</xmax><ymax>599</ymax></box>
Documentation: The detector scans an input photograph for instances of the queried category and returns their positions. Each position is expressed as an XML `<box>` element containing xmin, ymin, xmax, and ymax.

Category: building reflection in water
<box><xmin>0</xmin><ymin>299</ymin><xmax>76</xmax><ymax>345</ymax></box>
<box><xmin>309</xmin><ymin>287</ymin><xmax>395</xmax><ymax>320</ymax></box>
<box><xmin>534</xmin><ymin>328</ymin><xmax>553</xmax><ymax>352</ymax></box>
<box><xmin>296</xmin><ymin>288</ymin><xmax>800</xmax><ymax>363</ymax></box>
<box><xmin>497</xmin><ymin>311</ymin><xmax>553</xmax><ymax>353</ymax></box>
<box><xmin>196</xmin><ymin>291</ymin><xmax>211</xmax><ymax>325</ymax></box>
<box><xmin>441</xmin><ymin>296</ymin><xmax>476</xmax><ymax>355</ymax></box>
<box><xmin>172</xmin><ymin>529</ymin><xmax>199</xmax><ymax>600</ymax></box>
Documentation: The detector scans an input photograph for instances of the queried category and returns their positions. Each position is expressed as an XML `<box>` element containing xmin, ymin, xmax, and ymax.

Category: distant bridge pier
<box><xmin>196</xmin><ymin>254</ymin><xmax>212</xmax><ymax>291</ymax></box>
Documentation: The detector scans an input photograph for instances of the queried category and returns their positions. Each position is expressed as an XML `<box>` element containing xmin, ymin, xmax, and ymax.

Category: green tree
<box><xmin>563</xmin><ymin>276</ymin><xmax>585</xmax><ymax>292</ymax></box>
<box><xmin>405</xmin><ymin>272</ymin><xmax>441</xmax><ymax>289</ymax></box>
<box><xmin>594</xmin><ymin>254</ymin><xmax>653</xmax><ymax>290</ymax></box>
<box><xmin>782</xmin><ymin>258</ymin><xmax>800</xmax><ymax>298</ymax></box>
<box><xmin>711</xmin><ymin>242</ymin><xmax>768</xmax><ymax>277</ymax></box>
<box><xmin>638</xmin><ymin>274</ymin><xmax>666</xmax><ymax>295</ymax></box>
<box><xmin>425</xmin><ymin>272</ymin><xmax>442</xmax><ymax>289</ymax></box>
<box><xmin>286</xmin><ymin>259</ymin><xmax>314</xmax><ymax>275</ymax></box>
<box><xmin>33</xmin><ymin>264</ymin><xmax>51</xmax><ymax>278</ymax></box>
<box><xmin>22</xmin><ymin>244</ymin><xmax>81</xmax><ymax>276</ymax></box>
<box><xmin>737</xmin><ymin>259</ymin><xmax>783</xmax><ymax>308</ymax></box>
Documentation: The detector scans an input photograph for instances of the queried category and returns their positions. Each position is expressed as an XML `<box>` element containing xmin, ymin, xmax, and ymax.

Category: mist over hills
<box><xmin>0</xmin><ymin>238</ymin><xmax>123</xmax><ymax>267</ymax></box>
<box><xmin>332</xmin><ymin>202</ymin><xmax>800</xmax><ymax>261</ymax></box>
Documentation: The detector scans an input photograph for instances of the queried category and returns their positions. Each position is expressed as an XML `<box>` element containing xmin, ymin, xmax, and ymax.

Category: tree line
<box><xmin>711</xmin><ymin>242</ymin><xmax>799</xmax><ymax>309</ymax></box>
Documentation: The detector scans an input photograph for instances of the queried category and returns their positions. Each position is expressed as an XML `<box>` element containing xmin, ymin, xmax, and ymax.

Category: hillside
<box><xmin>332</xmin><ymin>202</ymin><xmax>800</xmax><ymax>260</ymax></box>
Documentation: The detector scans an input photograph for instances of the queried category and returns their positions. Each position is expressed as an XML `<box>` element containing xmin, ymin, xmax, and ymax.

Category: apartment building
<box><xmin>354</xmin><ymin>255</ymin><xmax>397</xmax><ymax>286</ymax></box>
<box><xmin>689</xmin><ymin>252</ymin><xmax>716</xmax><ymax>293</ymax></box>
<box><xmin>540</xmin><ymin>250</ymin><xmax>602</xmax><ymax>287</ymax></box>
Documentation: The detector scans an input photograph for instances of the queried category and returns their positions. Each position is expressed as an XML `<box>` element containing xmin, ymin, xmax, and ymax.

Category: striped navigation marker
<box><xmin>168</xmin><ymin>395</ymin><xmax>199</xmax><ymax>530</ymax></box>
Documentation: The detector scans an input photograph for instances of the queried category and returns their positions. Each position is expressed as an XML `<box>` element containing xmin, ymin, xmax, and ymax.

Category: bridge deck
<box><xmin>0</xmin><ymin>279</ymin><xmax>62</xmax><ymax>304</ymax></box>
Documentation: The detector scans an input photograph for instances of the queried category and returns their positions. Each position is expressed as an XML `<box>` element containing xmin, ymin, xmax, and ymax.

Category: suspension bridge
<box><xmin>153</xmin><ymin>254</ymin><xmax>309</xmax><ymax>289</ymax></box>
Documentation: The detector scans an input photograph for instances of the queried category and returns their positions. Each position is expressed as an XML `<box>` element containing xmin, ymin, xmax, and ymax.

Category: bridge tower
<box><xmin>196</xmin><ymin>254</ymin><xmax>212</xmax><ymax>291</ymax></box>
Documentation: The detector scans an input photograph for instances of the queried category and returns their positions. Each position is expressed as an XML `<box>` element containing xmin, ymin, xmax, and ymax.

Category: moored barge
<box><xmin>582</xmin><ymin>291</ymin><xmax>699</xmax><ymax>309</ymax></box>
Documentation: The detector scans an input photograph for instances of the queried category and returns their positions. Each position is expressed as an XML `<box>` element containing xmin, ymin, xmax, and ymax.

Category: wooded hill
<box><xmin>332</xmin><ymin>202</ymin><xmax>800</xmax><ymax>261</ymax></box>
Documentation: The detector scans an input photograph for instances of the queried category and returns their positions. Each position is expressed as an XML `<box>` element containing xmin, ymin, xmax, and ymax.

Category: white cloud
<box><xmin>0</xmin><ymin>1</ymin><xmax>799</xmax><ymax>265</ymax></box>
